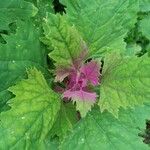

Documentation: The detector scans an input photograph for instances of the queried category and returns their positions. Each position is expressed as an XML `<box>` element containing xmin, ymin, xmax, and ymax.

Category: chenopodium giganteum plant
<box><xmin>0</xmin><ymin>0</ymin><xmax>150</xmax><ymax>149</ymax></box>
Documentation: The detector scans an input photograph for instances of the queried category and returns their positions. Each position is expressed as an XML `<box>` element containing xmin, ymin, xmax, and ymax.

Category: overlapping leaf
<box><xmin>50</xmin><ymin>102</ymin><xmax>78</xmax><ymax>139</ymax></box>
<box><xmin>0</xmin><ymin>68</ymin><xmax>60</xmax><ymax>149</ymax></box>
<box><xmin>0</xmin><ymin>0</ymin><xmax>37</xmax><ymax>30</ymax></box>
<box><xmin>60</xmin><ymin>104</ymin><xmax>150</xmax><ymax>150</ymax></box>
<box><xmin>60</xmin><ymin>0</ymin><xmax>139</xmax><ymax>58</ymax></box>
<box><xmin>42</xmin><ymin>13</ymin><xmax>85</xmax><ymax>68</ymax></box>
<box><xmin>0</xmin><ymin>20</ymin><xmax>47</xmax><ymax>112</ymax></box>
<box><xmin>0</xmin><ymin>21</ymin><xmax>46</xmax><ymax>65</ymax></box>
<box><xmin>98</xmin><ymin>53</ymin><xmax>150</xmax><ymax>117</ymax></box>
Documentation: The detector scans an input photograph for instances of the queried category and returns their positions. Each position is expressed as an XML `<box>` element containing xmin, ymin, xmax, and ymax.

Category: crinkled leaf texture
<box><xmin>0</xmin><ymin>20</ymin><xmax>48</xmax><ymax>112</ymax></box>
<box><xmin>99</xmin><ymin>53</ymin><xmax>150</xmax><ymax>117</ymax></box>
<box><xmin>0</xmin><ymin>0</ymin><xmax>38</xmax><ymax>30</ymax></box>
<box><xmin>60</xmin><ymin>0</ymin><xmax>139</xmax><ymax>58</ymax></box>
<box><xmin>60</xmin><ymin>104</ymin><xmax>150</xmax><ymax>150</ymax></box>
<box><xmin>43</xmin><ymin>13</ymin><xmax>85</xmax><ymax>68</ymax></box>
<box><xmin>0</xmin><ymin>68</ymin><xmax>60</xmax><ymax>149</ymax></box>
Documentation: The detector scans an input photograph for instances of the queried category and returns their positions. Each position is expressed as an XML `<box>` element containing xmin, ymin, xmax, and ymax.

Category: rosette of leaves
<box><xmin>0</xmin><ymin>0</ymin><xmax>150</xmax><ymax>150</ymax></box>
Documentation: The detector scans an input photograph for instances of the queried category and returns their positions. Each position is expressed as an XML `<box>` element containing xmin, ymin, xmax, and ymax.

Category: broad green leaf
<box><xmin>60</xmin><ymin>0</ymin><xmax>139</xmax><ymax>58</ymax></box>
<box><xmin>0</xmin><ymin>21</ymin><xmax>46</xmax><ymax>65</ymax></box>
<box><xmin>0</xmin><ymin>0</ymin><xmax>38</xmax><ymax>30</ymax></box>
<box><xmin>139</xmin><ymin>14</ymin><xmax>150</xmax><ymax>40</ymax></box>
<box><xmin>0</xmin><ymin>20</ymin><xmax>47</xmax><ymax>111</ymax></box>
<box><xmin>98</xmin><ymin>53</ymin><xmax>150</xmax><ymax>117</ymax></box>
<box><xmin>42</xmin><ymin>13</ymin><xmax>85</xmax><ymax>68</ymax></box>
<box><xmin>0</xmin><ymin>68</ymin><xmax>60</xmax><ymax>149</ymax></box>
<box><xmin>140</xmin><ymin>0</ymin><xmax>150</xmax><ymax>12</ymax></box>
<box><xmin>50</xmin><ymin>102</ymin><xmax>78</xmax><ymax>139</ymax></box>
<box><xmin>60</xmin><ymin>104</ymin><xmax>150</xmax><ymax>150</ymax></box>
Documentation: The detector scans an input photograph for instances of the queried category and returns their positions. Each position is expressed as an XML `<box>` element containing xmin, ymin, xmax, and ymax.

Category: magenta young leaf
<box><xmin>62</xmin><ymin>60</ymin><xmax>101</xmax><ymax>102</ymax></box>
<box><xmin>80</xmin><ymin>61</ymin><xmax>101</xmax><ymax>86</ymax></box>
<box><xmin>63</xmin><ymin>89</ymin><xmax>97</xmax><ymax>102</ymax></box>
<box><xmin>55</xmin><ymin>58</ymin><xmax>101</xmax><ymax>117</ymax></box>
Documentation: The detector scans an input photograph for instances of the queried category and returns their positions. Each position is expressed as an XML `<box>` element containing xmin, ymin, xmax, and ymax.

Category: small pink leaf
<box><xmin>80</xmin><ymin>61</ymin><xmax>100</xmax><ymax>85</ymax></box>
<box><xmin>63</xmin><ymin>89</ymin><xmax>97</xmax><ymax>102</ymax></box>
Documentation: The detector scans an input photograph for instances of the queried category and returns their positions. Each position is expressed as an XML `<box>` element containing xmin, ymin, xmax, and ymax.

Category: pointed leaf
<box><xmin>42</xmin><ymin>13</ymin><xmax>85</xmax><ymax>68</ymax></box>
<box><xmin>0</xmin><ymin>68</ymin><xmax>60</xmax><ymax>149</ymax></box>
<box><xmin>99</xmin><ymin>53</ymin><xmax>150</xmax><ymax>117</ymax></box>
<box><xmin>75</xmin><ymin>100</ymin><xmax>95</xmax><ymax>118</ymax></box>
<box><xmin>0</xmin><ymin>20</ymin><xmax>48</xmax><ymax>111</ymax></box>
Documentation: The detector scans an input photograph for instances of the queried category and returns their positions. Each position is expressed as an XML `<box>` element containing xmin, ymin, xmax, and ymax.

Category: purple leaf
<box><xmin>54</xmin><ymin>48</ymin><xmax>100</xmax><ymax>102</ymax></box>
<box><xmin>80</xmin><ymin>61</ymin><xmax>100</xmax><ymax>85</ymax></box>
<box><xmin>63</xmin><ymin>89</ymin><xmax>97</xmax><ymax>102</ymax></box>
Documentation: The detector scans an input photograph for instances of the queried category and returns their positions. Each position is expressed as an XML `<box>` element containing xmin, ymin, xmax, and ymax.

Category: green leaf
<box><xmin>125</xmin><ymin>43</ymin><xmax>141</xmax><ymax>56</ymax></box>
<box><xmin>42</xmin><ymin>13</ymin><xmax>85</xmax><ymax>68</ymax></box>
<box><xmin>27</xmin><ymin>0</ymin><xmax>53</xmax><ymax>17</ymax></box>
<box><xmin>50</xmin><ymin>102</ymin><xmax>78</xmax><ymax>139</ymax></box>
<box><xmin>60</xmin><ymin>0</ymin><xmax>139</xmax><ymax>58</ymax></box>
<box><xmin>0</xmin><ymin>68</ymin><xmax>60</xmax><ymax>149</ymax></box>
<box><xmin>0</xmin><ymin>0</ymin><xmax>38</xmax><ymax>30</ymax></box>
<box><xmin>0</xmin><ymin>90</ymin><xmax>12</xmax><ymax>113</ymax></box>
<box><xmin>60</xmin><ymin>104</ymin><xmax>150</xmax><ymax>150</ymax></box>
<box><xmin>146</xmin><ymin>44</ymin><xmax>150</xmax><ymax>57</ymax></box>
<box><xmin>140</xmin><ymin>0</ymin><xmax>150</xmax><ymax>12</ymax></box>
<box><xmin>98</xmin><ymin>53</ymin><xmax>150</xmax><ymax>117</ymax></box>
<box><xmin>0</xmin><ymin>21</ymin><xmax>46</xmax><ymax>65</ymax></box>
<box><xmin>139</xmin><ymin>14</ymin><xmax>150</xmax><ymax>40</ymax></box>
<box><xmin>75</xmin><ymin>100</ymin><xmax>94</xmax><ymax>118</ymax></box>
<box><xmin>0</xmin><ymin>20</ymin><xmax>48</xmax><ymax>111</ymax></box>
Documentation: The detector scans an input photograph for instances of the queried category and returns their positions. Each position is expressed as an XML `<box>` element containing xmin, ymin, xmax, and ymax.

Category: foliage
<box><xmin>0</xmin><ymin>0</ymin><xmax>150</xmax><ymax>149</ymax></box>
